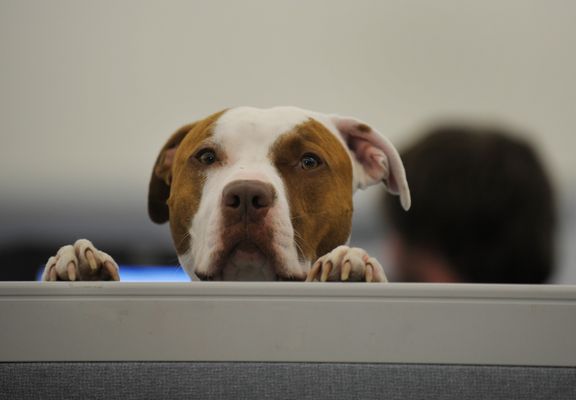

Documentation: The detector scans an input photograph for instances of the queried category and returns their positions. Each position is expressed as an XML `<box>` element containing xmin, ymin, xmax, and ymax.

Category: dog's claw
<box><xmin>49</xmin><ymin>266</ymin><xmax>57</xmax><ymax>281</ymax></box>
<box><xmin>320</xmin><ymin>261</ymin><xmax>332</xmax><ymax>282</ymax></box>
<box><xmin>42</xmin><ymin>240</ymin><xmax>120</xmax><ymax>281</ymax></box>
<box><xmin>67</xmin><ymin>261</ymin><xmax>77</xmax><ymax>281</ymax></box>
<box><xmin>341</xmin><ymin>260</ymin><xmax>352</xmax><ymax>281</ymax></box>
<box><xmin>306</xmin><ymin>260</ymin><xmax>322</xmax><ymax>282</ymax></box>
<box><xmin>365</xmin><ymin>263</ymin><xmax>373</xmax><ymax>282</ymax></box>
<box><xmin>85</xmin><ymin>249</ymin><xmax>98</xmax><ymax>272</ymax></box>
<box><xmin>104</xmin><ymin>261</ymin><xmax>120</xmax><ymax>281</ymax></box>
<box><xmin>308</xmin><ymin>245</ymin><xmax>387</xmax><ymax>283</ymax></box>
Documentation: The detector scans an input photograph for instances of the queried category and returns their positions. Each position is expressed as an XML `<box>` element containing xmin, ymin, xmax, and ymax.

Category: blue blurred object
<box><xmin>118</xmin><ymin>265</ymin><xmax>191</xmax><ymax>282</ymax></box>
<box><xmin>37</xmin><ymin>265</ymin><xmax>191</xmax><ymax>282</ymax></box>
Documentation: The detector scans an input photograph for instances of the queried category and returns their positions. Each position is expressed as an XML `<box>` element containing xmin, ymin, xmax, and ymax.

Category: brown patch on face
<box><xmin>159</xmin><ymin>110</ymin><xmax>227</xmax><ymax>255</ymax></box>
<box><xmin>357</xmin><ymin>123</ymin><xmax>371</xmax><ymax>133</ymax></box>
<box><xmin>270</xmin><ymin>118</ymin><xmax>354</xmax><ymax>263</ymax></box>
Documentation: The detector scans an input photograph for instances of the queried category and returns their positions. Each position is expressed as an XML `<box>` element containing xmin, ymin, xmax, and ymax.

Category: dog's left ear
<box><xmin>148</xmin><ymin>122</ymin><xmax>197</xmax><ymax>224</ymax></box>
<box><xmin>331</xmin><ymin>115</ymin><xmax>411</xmax><ymax>210</ymax></box>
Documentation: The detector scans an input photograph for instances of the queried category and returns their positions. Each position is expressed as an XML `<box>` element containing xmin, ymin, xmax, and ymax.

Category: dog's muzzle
<box><xmin>193</xmin><ymin>179</ymin><xmax>281</xmax><ymax>281</ymax></box>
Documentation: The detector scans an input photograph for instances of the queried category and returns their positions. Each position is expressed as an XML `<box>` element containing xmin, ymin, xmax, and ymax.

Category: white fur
<box><xmin>182</xmin><ymin>107</ymin><xmax>312</xmax><ymax>278</ymax></box>
<box><xmin>177</xmin><ymin>106</ymin><xmax>408</xmax><ymax>279</ymax></box>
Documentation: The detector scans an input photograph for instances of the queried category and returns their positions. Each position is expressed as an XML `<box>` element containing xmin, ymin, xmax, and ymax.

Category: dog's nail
<box><xmin>104</xmin><ymin>261</ymin><xmax>120</xmax><ymax>281</ymax></box>
<box><xmin>307</xmin><ymin>260</ymin><xmax>322</xmax><ymax>282</ymax></box>
<box><xmin>321</xmin><ymin>261</ymin><xmax>332</xmax><ymax>282</ymax></box>
<box><xmin>365</xmin><ymin>264</ymin><xmax>374</xmax><ymax>283</ymax></box>
<box><xmin>341</xmin><ymin>260</ymin><xmax>351</xmax><ymax>281</ymax></box>
<box><xmin>50</xmin><ymin>267</ymin><xmax>57</xmax><ymax>281</ymax></box>
<box><xmin>85</xmin><ymin>249</ymin><xmax>98</xmax><ymax>272</ymax></box>
<box><xmin>67</xmin><ymin>262</ymin><xmax>76</xmax><ymax>281</ymax></box>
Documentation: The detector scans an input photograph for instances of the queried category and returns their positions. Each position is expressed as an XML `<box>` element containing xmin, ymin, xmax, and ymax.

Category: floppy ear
<box><xmin>148</xmin><ymin>122</ymin><xmax>197</xmax><ymax>224</ymax></box>
<box><xmin>331</xmin><ymin>115</ymin><xmax>411</xmax><ymax>210</ymax></box>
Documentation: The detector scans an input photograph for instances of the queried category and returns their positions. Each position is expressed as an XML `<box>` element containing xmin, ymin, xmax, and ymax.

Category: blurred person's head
<box><xmin>384</xmin><ymin>124</ymin><xmax>556</xmax><ymax>283</ymax></box>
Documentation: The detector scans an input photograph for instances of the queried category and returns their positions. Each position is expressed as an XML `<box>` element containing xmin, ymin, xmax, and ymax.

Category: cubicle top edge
<box><xmin>2</xmin><ymin>282</ymin><xmax>576</xmax><ymax>365</ymax></box>
<box><xmin>1</xmin><ymin>281</ymin><xmax>575</xmax><ymax>301</ymax></box>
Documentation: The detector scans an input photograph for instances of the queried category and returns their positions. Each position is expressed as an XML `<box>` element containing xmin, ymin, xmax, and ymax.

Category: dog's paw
<box><xmin>306</xmin><ymin>245</ymin><xmax>387</xmax><ymax>283</ymax></box>
<box><xmin>42</xmin><ymin>239</ymin><xmax>120</xmax><ymax>281</ymax></box>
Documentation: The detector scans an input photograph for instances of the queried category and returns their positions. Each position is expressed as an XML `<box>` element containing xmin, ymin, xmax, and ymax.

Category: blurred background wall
<box><xmin>1</xmin><ymin>0</ymin><xmax>574</xmax><ymax>282</ymax></box>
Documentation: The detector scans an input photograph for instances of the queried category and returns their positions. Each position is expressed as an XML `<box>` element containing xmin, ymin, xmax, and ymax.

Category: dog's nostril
<box><xmin>226</xmin><ymin>194</ymin><xmax>241</xmax><ymax>209</ymax></box>
<box><xmin>252</xmin><ymin>195</ymin><xmax>267</xmax><ymax>209</ymax></box>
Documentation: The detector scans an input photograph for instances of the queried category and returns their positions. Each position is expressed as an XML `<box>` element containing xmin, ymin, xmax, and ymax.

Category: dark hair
<box><xmin>384</xmin><ymin>125</ymin><xmax>556</xmax><ymax>283</ymax></box>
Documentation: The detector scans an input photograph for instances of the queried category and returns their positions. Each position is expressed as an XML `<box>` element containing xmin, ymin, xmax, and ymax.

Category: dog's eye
<box><xmin>300</xmin><ymin>153</ymin><xmax>322</xmax><ymax>170</ymax></box>
<box><xmin>196</xmin><ymin>149</ymin><xmax>217</xmax><ymax>165</ymax></box>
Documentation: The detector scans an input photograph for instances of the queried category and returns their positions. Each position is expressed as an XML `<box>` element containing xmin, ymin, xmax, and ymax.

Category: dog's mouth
<box><xmin>197</xmin><ymin>240</ymin><xmax>289</xmax><ymax>281</ymax></box>
<box><xmin>221</xmin><ymin>241</ymin><xmax>277</xmax><ymax>281</ymax></box>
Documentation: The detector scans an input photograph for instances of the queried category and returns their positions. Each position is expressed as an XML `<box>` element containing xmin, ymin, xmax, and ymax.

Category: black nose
<box><xmin>222</xmin><ymin>180</ymin><xmax>276</xmax><ymax>221</ymax></box>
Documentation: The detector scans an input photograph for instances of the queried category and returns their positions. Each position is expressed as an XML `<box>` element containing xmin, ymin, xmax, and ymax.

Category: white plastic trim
<box><xmin>1</xmin><ymin>282</ymin><xmax>575</xmax><ymax>365</ymax></box>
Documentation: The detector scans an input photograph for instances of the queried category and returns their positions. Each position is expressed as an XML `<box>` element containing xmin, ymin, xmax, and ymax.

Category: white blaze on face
<box><xmin>181</xmin><ymin>107</ymin><xmax>312</xmax><ymax>279</ymax></box>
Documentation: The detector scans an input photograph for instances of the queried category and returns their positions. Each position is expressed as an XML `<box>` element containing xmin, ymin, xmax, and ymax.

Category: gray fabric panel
<box><xmin>1</xmin><ymin>362</ymin><xmax>575</xmax><ymax>400</ymax></box>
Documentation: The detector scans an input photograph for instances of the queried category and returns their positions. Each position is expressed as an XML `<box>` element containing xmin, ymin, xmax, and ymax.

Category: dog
<box><xmin>42</xmin><ymin>107</ymin><xmax>410</xmax><ymax>282</ymax></box>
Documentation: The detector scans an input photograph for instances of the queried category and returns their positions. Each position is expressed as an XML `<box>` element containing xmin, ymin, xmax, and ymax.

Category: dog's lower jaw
<box><xmin>221</xmin><ymin>262</ymin><xmax>277</xmax><ymax>281</ymax></box>
<box><xmin>220</xmin><ymin>244</ymin><xmax>277</xmax><ymax>281</ymax></box>
<box><xmin>178</xmin><ymin>246</ymin><xmax>308</xmax><ymax>282</ymax></box>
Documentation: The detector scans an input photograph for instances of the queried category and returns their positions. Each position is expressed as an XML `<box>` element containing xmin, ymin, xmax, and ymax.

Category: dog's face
<box><xmin>148</xmin><ymin>107</ymin><xmax>410</xmax><ymax>280</ymax></box>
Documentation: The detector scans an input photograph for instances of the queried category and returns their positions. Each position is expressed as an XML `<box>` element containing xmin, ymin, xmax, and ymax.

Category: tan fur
<box><xmin>148</xmin><ymin>122</ymin><xmax>197</xmax><ymax>224</ymax></box>
<box><xmin>270</xmin><ymin>118</ymin><xmax>353</xmax><ymax>262</ymax></box>
<box><xmin>151</xmin><ymin>110</ymin><xmax>227</xmax><ymax>255</ymax></box>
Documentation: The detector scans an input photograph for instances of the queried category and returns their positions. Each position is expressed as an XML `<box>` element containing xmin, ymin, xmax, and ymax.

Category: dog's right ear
<box><xmin>148</xmin><ymin>122</ymin><xmax>197</xmax><ymax>224</ymax></box>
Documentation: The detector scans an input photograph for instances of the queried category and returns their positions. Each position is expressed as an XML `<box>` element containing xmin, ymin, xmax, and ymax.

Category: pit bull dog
<box><xmin>42</xmin><ymin>107</ymin><xmax>410</xmax><ymax>282</ymax></box>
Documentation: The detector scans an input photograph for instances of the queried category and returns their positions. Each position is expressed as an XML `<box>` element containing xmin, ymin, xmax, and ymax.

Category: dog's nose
<box><xmin>222</xmin><ymin>180</ymin><xmax>276</xmax><ymax>221</ymax></box>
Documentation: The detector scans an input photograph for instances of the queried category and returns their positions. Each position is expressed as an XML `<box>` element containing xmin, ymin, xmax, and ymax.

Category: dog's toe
<box><xmin>307</xmin><ymin>246</ymin><xmax>387</xmax><ymax>283</ymax></box>
<box><xmin>42</xmin><ymin>240</ymin><xmax>120</xmax><ymax>281</ymax></box>
<box><xmin>42</xmin><ymin>245</ymin><xmax>78</xmax><ymax>281</ymax></box>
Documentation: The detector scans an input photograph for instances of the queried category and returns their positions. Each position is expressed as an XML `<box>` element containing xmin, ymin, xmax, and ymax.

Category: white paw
<box><xmin>306</xmin><ymin>245</ymin><xmax>387</xmax><ymax>283</ymax></box>
<box><xmin>42</xmin><ymin>239</ymin><xmax>120</xmax><ymax>281</ymax></box>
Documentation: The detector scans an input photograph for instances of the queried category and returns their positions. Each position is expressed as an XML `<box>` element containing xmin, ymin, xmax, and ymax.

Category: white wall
<box><xmin>1</xmin><ymin>0</ymin><xmax>575</xmax><ymax>280</ymax></box>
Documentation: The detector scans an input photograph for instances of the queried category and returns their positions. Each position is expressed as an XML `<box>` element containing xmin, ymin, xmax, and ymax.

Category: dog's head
<box><xmin>148</xmin><ymin>107</ymin><xmax>410</xmax><ymax>280</ymax></box>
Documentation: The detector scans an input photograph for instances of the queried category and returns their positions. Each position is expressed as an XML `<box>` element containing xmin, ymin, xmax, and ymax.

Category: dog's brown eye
<box><xmin>300</xmin><ymin>153</ymin><xmax>322</xmax><ymax>170</ymax></box>
<box><xmin>196</xmin><ymin>149</ymin><xmax>217</xmax><ymax>165</ymax></box>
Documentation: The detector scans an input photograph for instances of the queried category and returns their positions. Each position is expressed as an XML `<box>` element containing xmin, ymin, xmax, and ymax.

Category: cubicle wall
<box><xmin>1</xmin><ymin>283</ymin><xmax>575</xmax><ymax>399</ymax></box>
